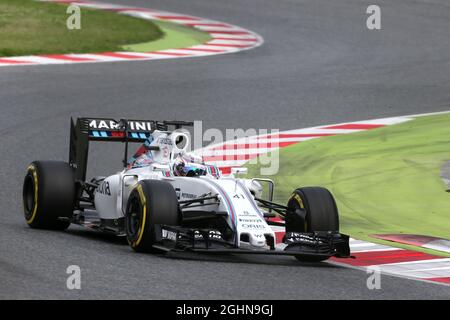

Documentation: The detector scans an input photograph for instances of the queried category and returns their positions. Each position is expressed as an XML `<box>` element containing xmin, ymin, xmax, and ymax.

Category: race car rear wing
<box><xmin>69</xmin><ymin>117</ymin><xmax>193</xmax><ymax>181</ymax></box>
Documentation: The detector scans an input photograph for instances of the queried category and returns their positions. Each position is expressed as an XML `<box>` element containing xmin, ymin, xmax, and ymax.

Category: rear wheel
<box><xmin>23</xmin><ymin>161</ymin><xmax>75</xmax><ymax>230</ymax></box>
<box><xmin>286</xmin><ymin>187</ymin><xmax>339</xmax><ymax>262</ymax></box>
<box><xmin>125</xmin><ymin>180</ymin><xmax>180</xmax><ymax>253</ymax></box>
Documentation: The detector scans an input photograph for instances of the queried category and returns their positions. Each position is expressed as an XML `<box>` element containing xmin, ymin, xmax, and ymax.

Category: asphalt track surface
<box><xmin>1</xmin><ymin>0</ymin><xmax>450</xmax><ymax>299</ymax></box>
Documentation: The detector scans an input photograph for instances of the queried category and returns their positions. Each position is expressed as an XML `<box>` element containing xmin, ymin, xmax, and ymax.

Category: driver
<box><xmin>129</xmin><ymin>133</ymin><xmax>208</xmax><ymax>177</ymax></box>
<box><xmin>172</xmin><ymin>154</ymin><xmax>207</xmax><ymax>177</ymax></box>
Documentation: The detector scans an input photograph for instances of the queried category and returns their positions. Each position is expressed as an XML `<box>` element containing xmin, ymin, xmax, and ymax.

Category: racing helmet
<box><xmin>173</xmin><ymin>159</ymin><xmax>206</xmax><ymax>177</ymax></box>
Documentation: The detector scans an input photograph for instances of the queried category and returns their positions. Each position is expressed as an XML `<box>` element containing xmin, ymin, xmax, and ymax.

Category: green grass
<box><xmin>247</xmin><ymin>113</ymin><xmax>450</xmax><ymax>256</ymax></box>
<box><xmin>0</xmin><ymin>0</ymin><xmax>208</xmax><ymax>57</ymax></box>
<box><xmin>123</xmin><ymin>20</ymin><xmax>212</xmax><ymax>52</ymax></box>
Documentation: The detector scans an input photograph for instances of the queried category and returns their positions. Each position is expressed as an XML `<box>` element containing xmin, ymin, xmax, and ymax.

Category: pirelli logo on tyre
<box><xmin>291</xmin><ymin>193</ymin><xmax>304</xmax><ymax>209</ymax></box>
<box><xmin>136</xmin><ymin>184</ymin><xmax>147</xmax><ymax>207</ymax></box>
<box><xmin>26</xmin><ymin>165</ymin><xmax>39</xmax><ymax>224</ymax></box>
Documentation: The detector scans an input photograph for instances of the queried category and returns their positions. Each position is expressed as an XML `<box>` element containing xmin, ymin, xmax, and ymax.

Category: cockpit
<box><xmin>128</xmin><ymin>130</ymin><xmax>215</xmax><ymax>178</ymax></box>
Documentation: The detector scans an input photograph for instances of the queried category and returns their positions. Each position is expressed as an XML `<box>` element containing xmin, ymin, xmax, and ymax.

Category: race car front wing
<box><xmin>152</xmin><ymin>225</ymin><xmax>352</xmax><ymax>260</ymax></box>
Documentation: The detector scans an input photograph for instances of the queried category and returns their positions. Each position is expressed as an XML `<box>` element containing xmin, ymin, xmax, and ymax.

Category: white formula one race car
<box><xmin>22</xmin><ymin>118</ymin><xmax>351</xmax><ymax>262</ymax></box>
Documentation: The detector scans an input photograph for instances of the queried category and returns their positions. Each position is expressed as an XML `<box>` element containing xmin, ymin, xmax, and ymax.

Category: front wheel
<box><xmin>286</xmin><ymin>187</ymin><xmax>339</xmax><ymax>262</ymax></box>
<box><xmin>125</xmin><ymin>180</ymin><xmax>180</xmax><ymax>253</ymax></box>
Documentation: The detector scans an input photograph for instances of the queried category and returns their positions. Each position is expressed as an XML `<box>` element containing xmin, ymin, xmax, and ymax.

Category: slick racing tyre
<box><xmin>286</xmin><ymin>187</ymin><xmax>339</xmax><ymax>262</ymax></box>
<box><xmin>125</xmin><ymin>180</ymin><xmax>180</xmax><ymax>253</ymax></box>
<box><xmin>23</xmin><ymin>161</ymin><xmax>75</xmax><ymax>230</ymax></box>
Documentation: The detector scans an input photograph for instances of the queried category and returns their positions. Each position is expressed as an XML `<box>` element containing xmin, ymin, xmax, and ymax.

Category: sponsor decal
<box><xmin>194</xmin><ymin>231</ymin><xmax>204</xmax><ymax>240</ymax></box>
<box><xmin>238</xmin><ymin>218</ymin><xmax>264</xmax><ymax>223</ymax></box>
<box><xmin>240</xmin><ymin>210</ymin><xmax>258</xmax><ymax>217</ymax></box>
<box><xmin>209</xmin><ymin>230</ymin><xmax>223</xmax><ymax>240</ymax></box>
<box><xmin>157</xmin><ymin>137</ymin><xmax>173</xmax><ymax>146</ymax></box>
<box><xmin>96</xmin><ymin>181</ymin><xmax>111</xmax><ymax>196</ymax></box>
<box><xmin>285</xmin><ymin>232</ymin><xmax>323</xmax><ymax>245</ymax></box>
<box><xmin>181</xmin><ymin>192</ymin><xmax>197</xmax><ymax>199</ymax></box>
<box><xmin>162</xmin><ymin>229</ymin><xmax>177</xmax><ymax>241</ymax></box>
<box><xmin>242</xmin><ymin>224</ymin><xmax>266</xmax><ymax>230</ymax></box>
<box><xmin>192</xmin><ymin>230</ymin><xmax>223</xmax><ymax>240</ymax></box>
<box><xmin>88</xmin><ymin>119</ymin><xmax>153</xmax><ymax>131</ymax></box>
<box><xmin>175</xmin><ymin>188</ymin><xmax>198</xmax><ymax>200</ymax></box>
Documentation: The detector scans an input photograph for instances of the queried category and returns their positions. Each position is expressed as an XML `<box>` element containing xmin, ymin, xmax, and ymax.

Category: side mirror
<box><xmin>251</xmin><ymin>178</ymin><xmax>274</xmax><ymax>202</ymax></box>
